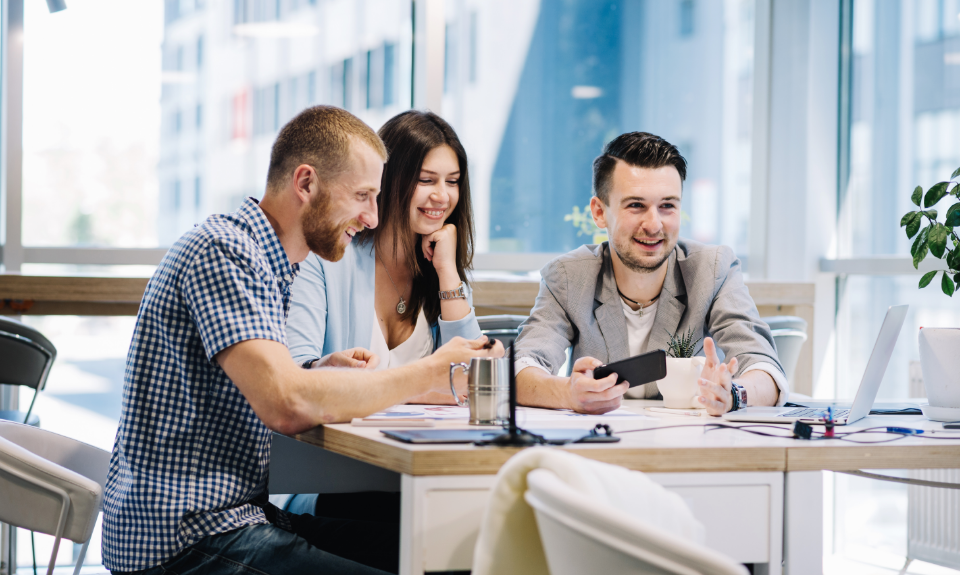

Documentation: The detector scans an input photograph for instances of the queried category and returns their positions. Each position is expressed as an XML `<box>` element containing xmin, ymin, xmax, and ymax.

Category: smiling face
<box><xmin>591</xmin><ymin>160</ymin><xmax>682</xmax><ymax>273</ymax></box>
<box><xmin>302</xmin><ymin>139</ymin><xmax>383</xmax><ymax>261</ymax></box>
<box><xmin>408</xmin><ymin>144</ymin><xmax>461</xmax><ymax>235</ymax></box>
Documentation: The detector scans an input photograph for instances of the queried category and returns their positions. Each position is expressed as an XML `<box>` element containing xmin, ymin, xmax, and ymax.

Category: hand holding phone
<box><xmin>593</xmin><ymin>350</ymin><xmax>668</xmax><ymax>388</ymax></box>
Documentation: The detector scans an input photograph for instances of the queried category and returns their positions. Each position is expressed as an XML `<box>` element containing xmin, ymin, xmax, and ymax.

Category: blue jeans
<box><xmin>120</xmin><ymin>519</ymin><xmax>395</xmax><ymax>575</ymax></box>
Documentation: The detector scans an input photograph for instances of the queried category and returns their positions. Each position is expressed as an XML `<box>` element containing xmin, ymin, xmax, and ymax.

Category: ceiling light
<box><xmin>233</xmin><ymin>22</ymin><xmax>320</xmax><ymax>39</ymax></box>
<box><xmin>46</xmin><ymin>0</ymin><xmax>66</xmax><ymax>12</ymax></box>
<box><xmin>571</xmin><ymin>86</ymin><xmax>603</xmax><ymax>99</ymax></box>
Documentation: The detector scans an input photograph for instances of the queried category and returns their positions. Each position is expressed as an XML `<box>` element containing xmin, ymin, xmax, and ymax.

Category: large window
<box><xmin>830</xmin><ymin>0</ymin><xmax>960</xmax><ymax>569</ymax></box>
<box><xmin>444</xmin><ymin>0</ymin><xmax>756</xmax><ymax>258</ymax></box>
<box><xmin>16</xmin><ymin>0</ymin><xmax>755</xmax><ymax>263</ymax></box>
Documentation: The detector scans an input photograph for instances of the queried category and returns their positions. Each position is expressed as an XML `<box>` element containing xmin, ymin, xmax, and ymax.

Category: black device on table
<box><xmin>593</xmin><ymin>349</ymin><xmax>668</xmax><ymax>388</ymax></box>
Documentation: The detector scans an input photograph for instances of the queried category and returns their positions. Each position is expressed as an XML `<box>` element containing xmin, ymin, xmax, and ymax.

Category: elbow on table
<box><xmin>256</xmin><ymin>387</ymin><xmax>318</xmax><ymax>435</ymax></box>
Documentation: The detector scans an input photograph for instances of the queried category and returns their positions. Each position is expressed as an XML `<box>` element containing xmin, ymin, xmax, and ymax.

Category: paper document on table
<box><xmin>364</xmin><ymin>404</ymin><xmax>471</xmax><ymax>420</ymax></box>
<box><xmin>362</xmin><ymin>404</ymin><xmax>649</xmax><ymax>422</ymax></box>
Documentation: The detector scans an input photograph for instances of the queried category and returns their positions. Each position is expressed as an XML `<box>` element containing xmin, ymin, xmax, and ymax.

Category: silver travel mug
<box><xmin>449</xmin><ymin>357</ymin><xmax>511</xmax><ymax>425</ymax></box>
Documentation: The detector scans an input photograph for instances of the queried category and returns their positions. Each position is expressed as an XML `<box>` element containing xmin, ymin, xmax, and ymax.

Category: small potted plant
<box><xmin>899</xmin><ymin>165</ymin><xmax>960</xmax><ymax>419</ymax></box>
<box><xmin>658</xmin><ymin>328</ymin><xmax>706</xmax><ymax>409</ymax></box>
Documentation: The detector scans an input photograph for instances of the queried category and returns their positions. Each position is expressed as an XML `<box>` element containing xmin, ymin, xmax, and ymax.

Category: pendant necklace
<box><xmin>377</xmin><ymin>252</ymin><xmax>408</xmax><ymax>315</ymax></box>
<box><xmin>617</xmin><ymin>287</ymin><xmax>659</xmax><ymax>317</ymax></box>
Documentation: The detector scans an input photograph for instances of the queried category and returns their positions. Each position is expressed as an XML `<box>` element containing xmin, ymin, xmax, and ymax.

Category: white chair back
<box><xmin>524</xmin><ymin>468</ymin><xmax>748</xmax><ymax>575</ymax></box>
<box><xmin>0</xmin><ymin>420</ymin><xmax>110</xmax><ymax>575</ymax></box>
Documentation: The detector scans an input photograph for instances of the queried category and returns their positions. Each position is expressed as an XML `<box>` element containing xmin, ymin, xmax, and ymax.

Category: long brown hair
<box><xmin>356</xmin><ymin>110</ymin><xmax>475</xmax><ymax>325</ymax></box>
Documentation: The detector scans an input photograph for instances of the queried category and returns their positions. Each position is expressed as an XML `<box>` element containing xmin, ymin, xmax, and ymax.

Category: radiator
<box><xmin>907</xmin><ymin>469</ymin><xmax>960</xmax><ymax>569</ymax></box>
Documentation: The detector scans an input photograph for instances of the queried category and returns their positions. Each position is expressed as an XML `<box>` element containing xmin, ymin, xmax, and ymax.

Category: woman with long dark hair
<box><xmin>286</xmin><ymin>110</ymin><xmax>480</xmax><ymax>404</ymax></box>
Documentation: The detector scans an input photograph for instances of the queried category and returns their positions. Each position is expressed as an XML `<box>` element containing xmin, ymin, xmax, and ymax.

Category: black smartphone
<box><xmin>944</xmin><ymin>423</ymin><xmax>960</xmax><ymax>429</ymax></box>
<box><xmin>593</xmin><ymin>349</ymin><xmax>668</xmax><ymax>388</ymax></box>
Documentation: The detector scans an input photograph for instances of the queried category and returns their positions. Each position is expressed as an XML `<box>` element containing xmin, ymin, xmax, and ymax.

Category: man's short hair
<box><xmin>592</xmin><ymin>132</ymin><xmax>687</xmax><ymax>204</ymax></box>
<box><xmin>266</xmin><ymin>106</ymin><xmax>388</xmax><ymax>193</ymax></box>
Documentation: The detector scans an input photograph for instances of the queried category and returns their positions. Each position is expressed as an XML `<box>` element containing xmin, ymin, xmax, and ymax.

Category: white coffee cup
<box><xmin>656</xmin><ymin>357</ymin><xmax>706</xmax><ymax>409</ymax></box>
<box><xmin>918</xmin><ymin>328</ymin><xmax>960</xmax><ymax>408</ymax></box>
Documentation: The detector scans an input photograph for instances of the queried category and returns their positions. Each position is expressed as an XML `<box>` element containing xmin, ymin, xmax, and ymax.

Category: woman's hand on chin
<box><xmin>421</xmin><ymin>223</ymin><xmax>458</xmax><ymax>276</ymax></box>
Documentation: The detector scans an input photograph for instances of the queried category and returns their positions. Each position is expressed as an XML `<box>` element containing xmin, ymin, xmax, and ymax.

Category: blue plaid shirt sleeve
<box><xmin>182</xmin><ymin>238</ymin><xmax>287</xmax><ymax>361</ymax></box>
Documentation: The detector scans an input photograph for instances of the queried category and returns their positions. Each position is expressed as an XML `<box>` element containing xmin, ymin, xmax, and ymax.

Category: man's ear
<box><xmin>292</xmin><ymin>164</ymin><xmax>316</xmax><ymax>205</ymax></box>
<box><xmin>590</xmin><ymin>196</ymin><xmax>608</xmax><ymax>230</ymax></box>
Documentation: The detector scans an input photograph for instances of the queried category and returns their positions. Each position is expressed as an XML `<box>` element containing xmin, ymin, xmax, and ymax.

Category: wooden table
<box><xmin>269</xmin><ymin>400</ymin><xmax>960</xmax><ymax>575</ymax></box>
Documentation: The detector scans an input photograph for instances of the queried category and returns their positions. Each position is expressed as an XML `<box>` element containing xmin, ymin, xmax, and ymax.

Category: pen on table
<box><xmin>886</xmin><ymin>427</ymin><xmax>924</xmax><ymax>435</ymax></box>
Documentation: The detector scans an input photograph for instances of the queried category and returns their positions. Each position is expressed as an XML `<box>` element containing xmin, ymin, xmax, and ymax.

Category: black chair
<box><xmin>0</xmin><ymin>317</ymin><xmax>57</xmax><ymax>427</ymax></box>
<box><xmin>477</xmin><ymin>314</ymin><xmax>528</xmax><ymax>346</ymax></box>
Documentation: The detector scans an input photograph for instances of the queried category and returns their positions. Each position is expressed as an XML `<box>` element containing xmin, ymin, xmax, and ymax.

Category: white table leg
<box><xmin>784</xmin><ymin>470</ymin><xmax>823</xmax><ymax>575</ymax></box>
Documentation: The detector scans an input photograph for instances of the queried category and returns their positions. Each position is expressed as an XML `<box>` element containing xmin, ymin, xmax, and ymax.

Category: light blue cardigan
<box><xmin>286</xmin><ymin>241</ymin><xmax>481</xmax><ymax>366</ymax></box>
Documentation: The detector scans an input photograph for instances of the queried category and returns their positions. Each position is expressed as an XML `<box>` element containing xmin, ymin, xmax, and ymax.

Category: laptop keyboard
<box><xmin>779</xmin><ymin>408</ymin><xmax>850</xmax><ymax>420</ymax></box>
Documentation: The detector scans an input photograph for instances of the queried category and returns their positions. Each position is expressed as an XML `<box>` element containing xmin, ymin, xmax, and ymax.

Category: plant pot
<box><xmin>657</xmin><ymin>357</ymin><xmax>706</xmax><ymax>409</ymax></box>
<box><xmin>918</xmin><ymin>328</ymin><xmax>960</xmax><ymax>409</ymax></box>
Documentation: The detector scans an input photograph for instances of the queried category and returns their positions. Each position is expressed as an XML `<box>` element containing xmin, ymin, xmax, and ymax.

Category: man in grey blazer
<box><xmin>515</xmin><ymin>132</ymin><xmax>787</xmax><ymax>415</ymax></box>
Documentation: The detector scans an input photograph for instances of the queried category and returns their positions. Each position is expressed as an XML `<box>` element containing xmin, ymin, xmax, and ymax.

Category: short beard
<box><xmin>302</xmin><ymin>191</ymin><xmax>354</xmax><ymax>262</ymax></box>
<box><xmin>611</xmin><ymin>236</ymin><xmax>672</xmax><ymax>274</ymax></box>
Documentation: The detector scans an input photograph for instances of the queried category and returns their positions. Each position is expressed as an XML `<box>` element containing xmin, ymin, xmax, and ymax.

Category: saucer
<box><xmin>919</xmin><ymin>403</ymin><xmax>960</xmax><ymax>423</ymax></box>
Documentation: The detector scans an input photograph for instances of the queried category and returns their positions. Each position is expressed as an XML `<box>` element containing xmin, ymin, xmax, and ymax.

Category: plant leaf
<box><xmin>930</xmin><ymin>224</ymin><xmax>949</xmax><ymax>258</ymax></box>
<box><xmin>946</xmin><ymin>204</ymin><xmax>960</xmax><ymax>227</ymax></box>
<box><xmin>924</xmin><ymin>209</ymin><xmax>939</xmax><ymax>220</ymax></box>
<box><xmin>906</xmin><ymin>213</ymin><xmax>922</xmax><ymax>238</ymax></box>
<box><xmin>919</xmin><ymin>270</ymin><xmax>938</xmax><ymax>288</ymax></box>
<box><xmin>913</xmin><ymin>233</ymin><xmax>929</xmax><ymax>269</ymax></box>
<box><xmin>912</xmin><ymin>185</ymin><xmax>924</xmax><ymax>206</ymax></box>
<box><xmin>948</xmin><ymin>246</ymin><xmax>960</xmax><ymax>271</ymax></box>
<box><xmin>953</xmin><ymin>166</ymin><xmax>960</xmax><ymax>180</ymax></box>
<box><xmin>911</xmin><ymin>226</ymin><xmax>930</xmax><ymax>258</ymax></box>
<box><xmin>925</xmin><ymin>182</ymin><xmax>950</xmax><ymax>208</ymax></box>
<box><xmin>900</xmin><ymin>211</ymin><xmax>917</xmax><ymax>227</ymax></box>
<box><xmin>943</xmin><ymin>272</ymin><xmax>956</xmax><ymax>297</ymax></box>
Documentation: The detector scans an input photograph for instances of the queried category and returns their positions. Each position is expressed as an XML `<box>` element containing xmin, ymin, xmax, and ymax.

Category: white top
<box><xmin>370</xmin><ymin>309</ymin><xmax>435</xmax><ymax>370</ymax></box>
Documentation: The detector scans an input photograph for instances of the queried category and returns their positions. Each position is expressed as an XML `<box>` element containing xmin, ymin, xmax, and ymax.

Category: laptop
<box><xmin>724</xmin><ymin>304</ymin><xmax>909</xmax><ymax>425</ymax></box>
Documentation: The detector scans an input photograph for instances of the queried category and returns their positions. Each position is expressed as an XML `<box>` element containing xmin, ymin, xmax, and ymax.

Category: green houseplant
<box><xmin>899</xmin><ymin>165</ymin><xmax>960</xmax><ymax>296</ymax></box>
<box><xmin>666</xmin><ymin>328</ymin><xmax>702</xmax><ymax>359</ymax></box>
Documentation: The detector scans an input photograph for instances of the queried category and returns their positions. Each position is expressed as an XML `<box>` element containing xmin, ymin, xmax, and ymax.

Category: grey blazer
<box><xmin>514</xmin><ymin>239</ymin><xmax>785</xmax><ymax>397</ymax></box>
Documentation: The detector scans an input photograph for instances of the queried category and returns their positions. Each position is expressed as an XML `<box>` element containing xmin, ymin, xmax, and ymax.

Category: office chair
<box><xmin>525</xmin><ymin>468</ymin><xmax>748</xmax><ymax>575</ymax></box>
<box><xmin>477</xmin><ymin>314</ymin><xmax>527</xmax><ymax>346</ymax></box>
<box><xmin>0</xmin><ymin>420</ymin><xmax>110</xmax><ymax>575</ymax></box>
<box><xmin>761</xmin><ymin>315</ymin><xmax>808</xmax><ymax>389</ymax></box>
<box><xmin>0</xmin><ymin>316</ymin><xmax>57</xmax><ymax>427</ymax></box>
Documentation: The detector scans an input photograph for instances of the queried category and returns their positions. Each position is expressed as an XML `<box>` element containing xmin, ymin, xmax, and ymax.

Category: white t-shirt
<box><xmin>370</xmin><ymin>309</ymin><xmax>435</xmax><ymax>370</ymax></box>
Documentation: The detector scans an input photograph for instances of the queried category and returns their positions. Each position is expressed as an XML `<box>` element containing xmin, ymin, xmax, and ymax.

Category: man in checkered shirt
<box><xmin>102</xmin><ymin>106</ymin><xmax>502</xmax><ymax>575</ymax></box>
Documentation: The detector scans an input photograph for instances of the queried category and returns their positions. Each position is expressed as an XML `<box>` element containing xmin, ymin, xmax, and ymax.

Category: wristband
<box><xmin>439</xmin><ymin>281</ymin><xmax>467</xmax><ymax>300</ymax></box>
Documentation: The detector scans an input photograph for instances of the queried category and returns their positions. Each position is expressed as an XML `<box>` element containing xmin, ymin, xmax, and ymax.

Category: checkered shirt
<box><xmin>102</xmin><ymin>198</ymin><xmax>299</xmax><ymax>571</ymax></box>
